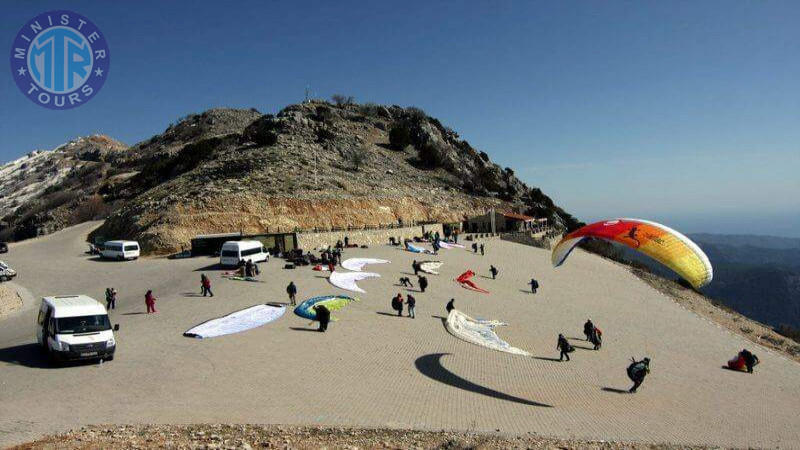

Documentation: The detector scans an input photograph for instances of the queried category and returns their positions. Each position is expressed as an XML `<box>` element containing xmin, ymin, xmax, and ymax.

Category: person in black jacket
<box><xmin>314</xmin><ymin>305</ymin><xmax>330</xmax><ymax>332</ymax></box>
<box><xmin>489</xmin><ymin>265</ymin><xmax>498</xmax><ymax>280</ymax></box>
<box><xmin>445</xmin><ymin>298</ymin><xmax>455</xmax><ymax>314</ymax></box>
<box><xmin>412</xmin><ymin>260</ymin><xmax>420</xmax><ymax>276</ymax></box>
<box><xmin>286</xmin><ymin>281</ymin><xmax>297</xmax><ymax>306</ymax></box>
<box><xmin>418</xmin><ymin>275</ymin><xmax>428</xmax><ymax>293</ymax></box>
<box><xmin>406</xmin><ymin>294</ymin><xmax>416</xmax><ymax>318</ymax></box>
<box><xmin>557</xmin><ymin>334</ymin><xmax>573</xmax><ymax>361</ymax></box>
<box><xmin>740</xmin><ymin>349</ymin><xmax>759</xmax><ymax>374</ymax></box>
<box><xmin>583</xmin><ymin>319</ymin><xmax>594</xmax><ymax>341</ymax></box>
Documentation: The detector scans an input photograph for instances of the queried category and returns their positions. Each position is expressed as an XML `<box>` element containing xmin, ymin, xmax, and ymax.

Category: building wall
<box><xmin>296</xmin><ymin>224</ymin><xmax>444</xmax><ymax>250</ymax></box>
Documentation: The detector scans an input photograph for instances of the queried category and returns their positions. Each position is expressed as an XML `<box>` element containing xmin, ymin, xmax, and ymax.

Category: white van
<box><xmin>0</xmin><ymin>260</ymin><xmax>16</xmax><ymax>282</ymax></box>
<box><xmin>36</xmin><ymin>295</ymin><xmax>118</xmax><ymax>364</ymax></box>
<box><xmin>220</xmin><ymin>240</ymin><xmax>269</xmax><ymax>267</ymax></box>
<box><xmin>101</xmin><ymin>240</ymin><xmax>140</xmax><ymax>260</ymax></box>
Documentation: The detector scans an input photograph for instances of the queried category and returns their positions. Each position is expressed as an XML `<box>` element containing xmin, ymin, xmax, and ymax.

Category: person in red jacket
<box><xmin>201</xmin><ymin>274</ymin><xmax>214</xmax><ymax>297</ymax></box>
<box><xmin>145</xmin><ymin>290</ymin><xmax>157</xmax><ymax>313</ymax></box>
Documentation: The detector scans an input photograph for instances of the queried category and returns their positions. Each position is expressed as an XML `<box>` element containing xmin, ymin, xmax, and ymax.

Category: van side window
<box><xmin>124</xmin><ymin>245</ymin><xmax>138</xmax><ymax>251</ymax></box>
<box><xmin>241</xmin><ymin>247</ymin><xmax>261</xmax><ymax>257</ymax></box>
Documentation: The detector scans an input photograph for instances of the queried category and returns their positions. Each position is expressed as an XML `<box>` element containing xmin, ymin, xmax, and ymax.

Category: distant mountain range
<box><xmin>621</xmin><ymin>233</ymin><xmax>800</xmax><ymax>330</ymax></box>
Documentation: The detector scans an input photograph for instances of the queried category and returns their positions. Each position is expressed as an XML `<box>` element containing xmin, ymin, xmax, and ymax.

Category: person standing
<box><xmin>145</xmin><ymin>290</ymin><xmax>157</xmax><ymax>314</ymax></box>
<box><xmin>583</xmin><ymin>319</ymin><xmax>594</xmax><ymax>341</ymax></box>
<box><xmin>627</xmin><ymin>357</ymin><xmax>651</xmax><ymax>393</ymax></box>
<box><xmin>418</xmin><ymin>275</ymin><xmax>428</xmax><ymax>293</ymax></box>
<box><xmin>489</xmin><ymin>265</ymin><xmax>498</xmax><ymax>280</ymax></box>
<box><xmin>412</xmin><ymin>260</ymin><xmax>420</xmax><ymax>276</ymax></box>
<box><xmin>529</xmin><ymin>278</ymin><xmax>539</xmax><ymax>294</ymax></box>
<box><xmin>286</xmin><ymin>281</ymin><xmax>297</xmax><ymax>306</ymax></box>
<box><xmin>557</xmin><ymin>334</ymin><xmax>573</xmax><ymax>361</ymax></box>
<box><xmin>201</xmin><ymin>274</ymin><xmax>214</xmax><ymax>297</ymax></box>
<box><xmin>406</xmin><ymin>294</ymin><xmax>416</xmax><ymax>318</ymax></box>
<box><xmin>105</xmin><ymin>288</ymin><xmax>116</xmax><ymax>310</ymax></box>
<box><xmin>590</xmin><ymin>326</ymin><xmax>603</xmax><ymax>350</ymax></box>
<box><xmin>480</xmin><ymin>243</ymin><xmax>485</xmax><ymax>256</ymax></box>
<box><xmin>445</xmin><ymin>298</ymin><xmax>455</xmax><ymax>313</ymax></box>
<box><xmin>314</xmin><ymin>305</ymin><xmax>330</xmax><ymax>332</ymax></box>
<box><xmin>472</xmin><ymin>242</ymin><xmax>478</xmax><ymax>253</ymax></box>
<box><xmin>391</xmin><ymin>293</ymin><xmax>404</xmax><ymax>317</ymax></box>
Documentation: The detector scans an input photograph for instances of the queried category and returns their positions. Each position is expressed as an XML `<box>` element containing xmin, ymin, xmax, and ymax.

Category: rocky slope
<box><xmin>0</xmin><ymin>135</ymin><xmax>127</xmax><ymax>241</ymax></box>
<box><xmin>2</xmin><ymin>102</ymin><xmax>577</xmax><ymax>253</ymax></box>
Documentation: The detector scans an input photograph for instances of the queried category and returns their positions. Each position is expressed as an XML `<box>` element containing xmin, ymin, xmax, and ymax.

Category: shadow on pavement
<box><xmin>0</xmin><ymin>343</ymin><xmax>53</xmax><ymax>368</ymax></box>
<box><xmin>532</xmin><ymin>356</ymin><xmax>562</xmax><ymax>362</ymax></box>
<box><xmin>193</xmin><ymin>263</ymin><xmax>222</xmax><ymax>272</ymax></box>
<box><xmin>289</xmin><ymin>327</ymin><xmax>320</xmax><ymax>332</ymax></box>
<box><xmin>121</xmin><ymin>312</ymin><xmax>147</xmax><ymax>316</ymax></box>
<box><xmin>415</xmin><ymin>353</ymin><xmax>553</xmax><ymax>408</ymax></box>
<box><xmin>375</xmin><ymin>312</ymin><xmax>401</xmax><ymax>317</ymax></box>
<box><xmin>601</xmin><ymin>387</ymin><xmax>630</xmax><ymax>394</ymax></box>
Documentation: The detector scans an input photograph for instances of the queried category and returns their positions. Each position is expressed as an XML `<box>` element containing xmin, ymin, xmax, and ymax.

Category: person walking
<box><xmin>418</xmin><ymin>275</ymin><xmax>428</xmax><ymax>293</ymax></box>
<box><xmin>412</xmin><ymin>260</ymin><xmax>420</xmax><ymax>276</ymax></box>
<box><xmin>145</xmin><ymin>290</ymin><xmax>157</xmax><ymax>314</ymax></box>
<box><xmin>391</xmin><ymin>293</ymin><xmax>404</xmax><ymax>317</ymax></box>
<box><xmin>406</xmin><ymin>294</ymin><xmax>416</xmax><ymax>318</ymax></box>
<box><xmin>480</xmin><ymin>243</ymin><xmax>485</xmax><ymax>256</ymax></box>
<box><xmin>529</xmin><ymin>278</ymin><xmax>539</xmax><ymax>294</ymax></box>
<box><xmin>105</xmin><ymin>288</ymin><xmax>116</xmax><ymax>310</ymax></box>
<box><xmin>583</xmin><ymin>319</ymin><xmax>594</xmax><ymax>341</ymax></box>
<box><xmin>489</xmin><ymin>265</ymin><xmax>498</xmax><ymax>280</ymax></box>
<box><xmin>472</xmin><ymin>242</ymin><xmax>478</xmax><ymax>253</ymax></box>
<box><xmin>627</xmin><ymin>357</ymin><xmax>651</xmax><ymax>393</ymax></box>
<box><xmin>557</xmin><ymin>334</ymin><xmax>573</xmax><ymax>361</ymax></box>
<box><xmin>286</xmin><ymin>281</ymin><xmax>297</xmax><ymax>306</ymax></box>
<box><xmin>445</xmin><ymin>298</ymin><xmax>455</xmax><ymax>313</ymax></box>
<box><xmin>314</xmin><ymin>305</ymin><xmax>330</xmax><ymax>332</ymax></box>
<box><xmin>201</xmin><ymin>274</ymin><xmax>214</xmax><ymax>297</ymax></box>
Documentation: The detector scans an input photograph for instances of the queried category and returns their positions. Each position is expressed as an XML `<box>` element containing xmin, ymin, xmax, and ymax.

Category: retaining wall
<box><xmin>296</xmin><ymin>224</ymin><xmax>444</xmax><ymax>250</ymax></box>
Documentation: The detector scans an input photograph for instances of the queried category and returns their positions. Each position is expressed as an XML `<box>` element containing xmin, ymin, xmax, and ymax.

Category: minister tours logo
<box><xmin>10</xmin><ymin>10</ymin><xmax>110</xmax><ymax>110</ymax></box>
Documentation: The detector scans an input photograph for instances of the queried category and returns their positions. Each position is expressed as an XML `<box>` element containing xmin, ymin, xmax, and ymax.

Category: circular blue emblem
<box><xmin>9</xmin><ymin>10</ymin><xmax>110</xmax><ymax>110</ymax></box>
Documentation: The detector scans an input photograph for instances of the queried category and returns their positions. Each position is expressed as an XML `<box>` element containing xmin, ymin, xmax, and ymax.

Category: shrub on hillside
<box><xmin>331</xmin><ymin>94</ymin><xmax>355</xmax><ymax>106</ymax></box>
<box><xmin>389</xmin><ymin>124</ymin><xmax>412</xmax><ymax>150</ymax></box>
<box><xmin>345</xmin><ymin>147</ymin><xmax>368</xmax><ymax>172</ymax></box>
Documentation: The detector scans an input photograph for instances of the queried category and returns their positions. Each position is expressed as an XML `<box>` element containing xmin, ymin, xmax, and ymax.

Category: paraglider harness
<box><xmin>627</xmin><ymin>358</ymin><xmax>650</xmax><ymax>381</ymax></box>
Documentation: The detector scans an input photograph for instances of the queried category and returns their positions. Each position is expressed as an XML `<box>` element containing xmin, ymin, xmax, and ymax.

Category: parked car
<box><xmin>101</xmin><ymin>240</ymin><xmax>140</xmax><ymax>261</ymax></box>
<box><xmin>0</xmin><ymin>260</ymin><xmax>16</xmax><ymax>282</ymax></box>
<box><xmin>36</xmin><ymin>295</ymin><xmax>119</xmax><ymax>364</ymax></box>
<box><xmin>0</xmin><ymin>242</ymin><xmax>8</xmax><ymax>253</ymax></box>
<box><xmin>219</xmin><ymin>240</ymin><xmax>269</xmax><ymax>267</ymax></box>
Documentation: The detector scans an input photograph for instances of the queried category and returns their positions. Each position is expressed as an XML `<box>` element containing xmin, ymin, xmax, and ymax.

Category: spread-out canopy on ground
<box><xmin>439</xmin><ymin>242</ymin><xmax>465</xmax><ymax>249</ymax></box>
<box><xmin>405</xmin><ymin>242</ymin><xmax>434</xmax><ymax>254</ymax></box>
<box><xmin>445</xmin><ymin>309</ymin><xmax>531</xmax><ymax>356</ymax></box>
<box><xmin>455</xmin><ymin>269</ymin><xmax>489</xmax><ymax>293</ymax></box>
<box><xmin>184</xmin><ymin>304</ymin><xmax>285</xmax><ymax>338</ymax></box>
<box><xmin>551</xmin><ymin>218</ymin><xmax>713</xmax><ymax>289</ymax></box>
<box><xmin>329</xmin><ymin>271</ymin><xmax>380</xmax><ymax>293</ymax></box>
<box><xmin>419</xmin><ymin>260</ymin><xmax>443</xmax><ymax>275</ymax></box>
<box><xmin>294</xmin><ymin>295</ymin><xmax>357</xmax><ymax>321</ymax></box>
<box><xmin>341</xmin><ymin>258</ymin><xmax>390</xmax><ymax>272</ymax></box>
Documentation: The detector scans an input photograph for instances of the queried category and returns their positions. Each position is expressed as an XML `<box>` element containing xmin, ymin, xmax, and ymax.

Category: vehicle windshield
<box><xmin>221</xmin><ymin>250</ymin><xmax>239</xmax><ymax>257</ymax></box>
<box><xmin>0</xmin><ymin>262</ymin><xmax>7</xmax><ymax>269</ymax></box>
<box><xmin>55</xmin><ymin>315</ymin><xmax>111</xmax><ymax>334</ymax></box>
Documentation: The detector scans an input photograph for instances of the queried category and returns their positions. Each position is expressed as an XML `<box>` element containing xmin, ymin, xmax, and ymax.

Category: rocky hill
<box><xmin>1</xmin><ymin>102</ymin><xmax>578</xmax><ymax>253</ymax></box>
<box><xmin>0</xmin><ymin>135</ymin><xmax>127</xmax><ymax>241</ymax></box>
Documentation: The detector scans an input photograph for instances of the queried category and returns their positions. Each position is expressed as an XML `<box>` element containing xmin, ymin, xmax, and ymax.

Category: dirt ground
<box><xmin>11</xmin><ymin>424</ymin><xmax>709</xmax><ymax>450</ymax></box>
<box><xmin>0</xmin><ymin>283</ymin><xmax>22</xmax><ymax>319</ymax></box>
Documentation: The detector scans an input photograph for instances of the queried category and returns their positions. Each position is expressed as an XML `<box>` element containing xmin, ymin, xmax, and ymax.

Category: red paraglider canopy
<box><xmin>455</xmin><ymin>270</ymin><xmax>489</xmax><ymax>293</ymax></box>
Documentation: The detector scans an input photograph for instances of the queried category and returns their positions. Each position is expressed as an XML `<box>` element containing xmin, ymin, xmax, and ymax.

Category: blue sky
<box><xmin>2</xmin><ymin>1</ymin><xmax>798</xmax><ymax>236</ymax></box>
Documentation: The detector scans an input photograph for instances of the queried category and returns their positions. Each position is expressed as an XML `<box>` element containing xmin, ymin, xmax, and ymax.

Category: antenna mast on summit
<box><xmin>305</xmin><ymin>86</ymin><xmax>310</xmax><ymax>103</ymax></box>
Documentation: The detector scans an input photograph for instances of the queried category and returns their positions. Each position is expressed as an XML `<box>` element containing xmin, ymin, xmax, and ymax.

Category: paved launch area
<box><xmin>1</xmin><ymin>223</ymin><xmax>798</xmax><ymax>448</ymax></box>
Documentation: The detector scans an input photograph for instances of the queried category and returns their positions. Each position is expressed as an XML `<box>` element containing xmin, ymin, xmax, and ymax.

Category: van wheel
<box><xmin>104</xmin><ymin>355</ymin><xmax>114</xmax><ymax>362</ymax></box>
<box><xmin>0</xmin><ymin>276</ymin><xmax>7</xmax><ymax>282</ymax></box>
<box><xmin>116</xmin><ymin>255</ymin><xmax>123</xmax><ymax>261</ymax></box>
